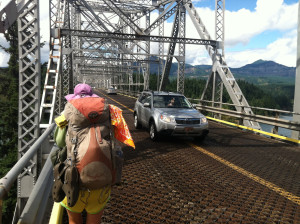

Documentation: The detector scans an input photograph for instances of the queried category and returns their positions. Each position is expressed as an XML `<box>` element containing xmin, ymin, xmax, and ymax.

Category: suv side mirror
<box><xmin>144</xmin><ymin>102</ymin><xmax>150</xmax><ymax>108</ymax></box>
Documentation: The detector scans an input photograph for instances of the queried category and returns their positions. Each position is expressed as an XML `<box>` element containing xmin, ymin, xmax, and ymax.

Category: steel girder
<box><xmin>15</xmin><ymin>0</ymin><xmax>41</xmax><ymax>221</ymax></box>
<box><xmin>59</xmin><ymin>0</ymin><xmax>219</xmax><ymax>94</ymax></box>
<box><xmin>159</xmin><ymin>9</ymin><xmax>180</xmax><ymax>91</ymax></box>
<box><xmin>74</xmin><ymin>55</ymin><xmax>161</xmax><ymax>64</ymax></box>
<box><xmin>157</xmin><ymin>4</ymin><xmax>164</xmax><ymax>91</ymax></box>
<box><xmin>185</xmin><ymin>0</ymin><xmax>261</xmax><ymax>129</ymax></box>
<box><xmin>207</xmin><ymin>0</ymin><xmax>225</xmax><ymax>120</ymax></box>
<box><xmin>60</xmin><ymin>29</ymin><xmax>217</xmax><ymax>45</ymax></box>
<box><xmin>292</xmin><ymin>2</ymin><xmax>300</xmax><ymax>139</ymax></box>
<box><xmin>215</xmin><ymin>0</ymin><xmax>225</xmax><ymax>57</ymax></box>
<box><xmin>45</xmin><ymin>0</ymin><xmax>260</xmax><ymax>130</ymax></box>
<box><xmin>176</xmin><ymin>3</ymin><xmax>186</xmax><ymax>93</ymax></box>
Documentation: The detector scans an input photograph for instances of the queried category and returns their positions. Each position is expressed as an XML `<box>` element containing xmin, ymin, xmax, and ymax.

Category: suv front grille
<box><xmin>175</xmin><ymin>118</ymin><xmax>200</xmax><ymax>124</ymax></box>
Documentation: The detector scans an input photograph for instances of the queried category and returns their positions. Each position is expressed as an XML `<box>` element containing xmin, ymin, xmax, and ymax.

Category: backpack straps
<box><xmin>67</xmin><ymin>125</ymin><xmax>79</xmax><ymax>165</ymax></box>
<box><xmin>95</xmin><ymin>124</ymin><xmax>103</xmax><ymax>144</ymax></box>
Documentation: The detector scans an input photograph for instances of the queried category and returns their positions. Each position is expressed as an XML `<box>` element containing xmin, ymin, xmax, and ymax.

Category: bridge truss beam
<box><xmin>185</xmin><ymin>1</ymin><xmax>261</xmax><ymax>129</ymax></box>
<box><xmin>15</xmin><ymin>0</ymin><xmax>41</xmax><ymax>221</ymax></box>
<box><xmin>44</xmin><ymin>0</ymin><xmax>260</xmax><ymax>131</ymax></box>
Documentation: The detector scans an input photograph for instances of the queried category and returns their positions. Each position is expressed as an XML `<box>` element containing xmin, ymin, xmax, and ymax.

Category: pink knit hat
<box><xmin>65</xmin><ymin>83</ymin><xmax>99</xmax><ymax>101</ymax></box>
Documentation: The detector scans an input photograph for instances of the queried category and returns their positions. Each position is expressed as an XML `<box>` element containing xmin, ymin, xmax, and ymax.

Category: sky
<box><xmin>0</xmin><ymin>0</ymin><xmax>299</xmax><ymax>68</ymax></box>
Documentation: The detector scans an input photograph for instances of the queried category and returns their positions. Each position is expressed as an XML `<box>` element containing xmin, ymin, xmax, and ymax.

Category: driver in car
<box><xmin>167</xmin><ymin>97</ymin><xmax>175</xmax><ymax>107</ymax></box>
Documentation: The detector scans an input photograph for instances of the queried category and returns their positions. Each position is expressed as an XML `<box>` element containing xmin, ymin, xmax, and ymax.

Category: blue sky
<box><xmin>0</xmin><ymin>0</ymin><xmax>299</xmax><ymax>68</ymax></box>
<box><xmin>186</xmin><ymin>0</ymin><xmax>299</xmax><ymax>67</ymax></box>
<box><xmin>195</xmin><ymin>0</ymin><xmax>258</xmax><ymax>11</ymax></box>
<box><xmin>195</xmin><ymin>0</ymin><xmax>297</xmax><ymax>11</ymax></box>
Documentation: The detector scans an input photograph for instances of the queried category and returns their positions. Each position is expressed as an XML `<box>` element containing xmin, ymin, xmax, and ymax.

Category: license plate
<box><xmin>184</xmin><ymin>127</ymin><xmax>194</xmax><ymax>132</ymax></box>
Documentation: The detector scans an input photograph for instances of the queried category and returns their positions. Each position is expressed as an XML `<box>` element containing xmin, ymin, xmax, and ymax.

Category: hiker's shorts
<box><xmin>60</xmin><ymin>186</ymin><xmax>111</xmax><ymax>214</ymax></box>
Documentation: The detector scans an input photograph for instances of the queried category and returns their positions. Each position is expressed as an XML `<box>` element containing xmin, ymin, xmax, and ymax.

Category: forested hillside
<box><xmin>0</xmin><ymin>23</ymin><xmax>19</xmax><ymax>224</ymax></box>
<box><xmin>149</xmin><ymin>74</ymin><xmax>293</xmax><ymax>112</ymax></box>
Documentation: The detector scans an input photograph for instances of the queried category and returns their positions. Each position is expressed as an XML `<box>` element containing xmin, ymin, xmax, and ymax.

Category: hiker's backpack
<box><xmin>64</xmin><ymin>97</ymin><xmax>116</xmax><ymax>190</ymax></box>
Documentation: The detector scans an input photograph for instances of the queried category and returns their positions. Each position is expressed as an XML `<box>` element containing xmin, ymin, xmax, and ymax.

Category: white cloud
<box><xmin>225</xmin><ymin>0</ymin><xmax>298</xmax><ymax>47</ymax></box>
<box><xmin>0</xmin><ymin>34</ymin><xmax>9</xmax><ymax>67</ymax></box>
<box><xmin>226</xmin><ymin>0</ymin><xmax>298</xmax><ymax>67</ymax></box>
<box><xmin>39</xmin><ymin>0</ymin><xmax>50</xmax><ymax>64</ymax></box>
<box><xmin>183</xmin><ymin>0</ymin><xmax>298</xmax><ymax>67</ymax></box>
<box><xmin>225</xmin><ymin>30</ymin><xmax>297</xmax><ymax>68</ymax></box>
<box><xmin>0</xmin><ymin>0</ymin><xmax>298</xmax><ymax>69</ymax></box>
<box><xmin>0</xmin><ymin>0</ymin><xmax>11</xmax><ymax>11</ymax></box>
<box><xmin>0</xmin><ymin>50</ymin><xmax>9</xmax><ymax>67</ymax></box>
<box><xmin>140</xmin><ymin>0</ymin><xmax>299</xmax><ymax>68</ymax></box>
<box><xmin>0</xmin><ymin>0</ymin><xmax>50</xmax><ymax>67</ymax></box>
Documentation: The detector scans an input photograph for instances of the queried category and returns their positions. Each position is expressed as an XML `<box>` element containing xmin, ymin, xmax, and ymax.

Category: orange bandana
<box><xmin>109</xmin><ymin>105</ymin><xmax>135</xmax><ymax>149</ymax></box>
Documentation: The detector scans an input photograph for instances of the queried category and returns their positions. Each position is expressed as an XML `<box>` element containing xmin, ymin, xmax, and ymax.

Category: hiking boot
<box><xmin>52</xmin><ymin>163</ymin><xmax>66</xmax><ymax>202</ymax></box>
<box><xmin>62</xmin><ymin>165</ymin><xmax>80</xmax><ymax>207</ymax></box>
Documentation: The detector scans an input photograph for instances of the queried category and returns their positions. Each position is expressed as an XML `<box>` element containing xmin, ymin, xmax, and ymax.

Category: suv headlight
<box><xmin>201</xmin><ymin>117</ymin><xmax>207</xmax><ymax>123</ymax></box>
<box><xmin>160</xmin><ymin>114</ymin><xmax>175</xmax><ymax>123</ymax></box>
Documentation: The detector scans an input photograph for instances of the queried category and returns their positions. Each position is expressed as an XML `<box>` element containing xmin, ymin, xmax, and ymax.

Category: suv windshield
<box><xmin>153</xmin><ymin>95</ymin><xmax>192</xmax><ymax>108</ymax></box>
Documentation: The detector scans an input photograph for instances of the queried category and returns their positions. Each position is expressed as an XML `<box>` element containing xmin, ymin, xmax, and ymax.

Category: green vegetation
<box><xmin>0</xmin><ymin>22</ymin><xmax>48</xmax><ymax>223</ymax></box>
<box><xmin>234</xmin><ymin>74</ymin><xmax>295</xmax><ymax>86</ymax></box>
<box><xmin>148</xmin><ymin>74</ymin><xmax>293</xmax><ymax>113</ymax></box>
<box><xmin>0</xmin><ymin>23</ymin><xmax>18</xmax><ymax>224</ymax></box>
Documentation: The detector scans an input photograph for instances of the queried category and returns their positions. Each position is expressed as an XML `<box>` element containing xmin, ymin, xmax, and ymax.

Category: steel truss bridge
<box><xmin>0</xmin><ymin>0</ymin><xmax>300</xmax><ymax>223</ymax></box>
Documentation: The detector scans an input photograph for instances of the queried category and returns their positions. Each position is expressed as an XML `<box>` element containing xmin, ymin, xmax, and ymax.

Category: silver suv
<box><xmin>134</xmin><ymin>91</ymin><xmax>209</xmax><ymax>141</ymax></box>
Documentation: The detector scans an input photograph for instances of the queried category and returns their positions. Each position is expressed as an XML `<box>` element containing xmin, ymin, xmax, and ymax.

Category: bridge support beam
<box><xmin>15</xmin><ymin>0</ymin><xmax>41</xmax><ymax>221</ymax></box>
<box><xmin>292</xmin><ymin>1</ymin><xmax>300</xmax><ymax>140</ymax></box>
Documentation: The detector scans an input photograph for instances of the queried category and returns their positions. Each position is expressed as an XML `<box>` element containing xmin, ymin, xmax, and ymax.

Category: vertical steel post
<box><xmin>215</xmin><ymin>0</ymin><xmax>225</xmax><ymax>109</ymax></box>
<box><xmin>62</xmin><ymin>0</ymin><xmax>73</xmax><ymax>98</ymax></box>
<box><xmin>144</xmin><ymin>11</ymin><xmax>151</xmax><ymax>90</ymax></box>
<box><xmin>158</xmin><ymin>4</ymin><xmax>164</xmax><ymax>91</ymax></box>
<box><xmin>215</xmin><ymin>0</ymin><xmax>225</xmax><ymax>57</ymax></box>
<box><xmin>16</xmin><ymin>0</ymin><xmax>41</xmax><ymax>220</ymax></box>
<box><xmin>292</xmin><ymin>1</ymin><xmax>300</xmax><ymax>140</ymax></box>
<box><xmin>177</xmin><ymin>2</ymin><xmax>186</xmax><ymax>94</ymax></box>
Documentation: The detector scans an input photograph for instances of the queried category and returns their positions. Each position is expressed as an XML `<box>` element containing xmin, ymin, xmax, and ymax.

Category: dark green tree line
<box><xmin>0</xmin><ymin>22</ymin><xmax>48</xmax><ymax>223</ymax></box>
<box><xmin>148</xmin><ymin>73</ymin><xmax>291</xmax><ymax>115</ymax></box>
<box><xmin>0</xmin><ymin>23</ymin><xmax>19</xmax><ymax>223</ymax></box>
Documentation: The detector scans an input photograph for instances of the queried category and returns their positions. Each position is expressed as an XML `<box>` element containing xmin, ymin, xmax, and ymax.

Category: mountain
<box><xmin>230</xmin><ymin>60</ymin><xmax>295</xmax><ymax>77</ymax></box>
<box><xmin>147</xmin><ymin>59</ymin><xmax>296</xmax><ymax>85</ymax></box>
<box><xmin>151</xmin><ymin>59</ymin><xmax>294</xmax><ymax>77</ymax></box>
<box><xmin>2</xmin><ymin>59</ymin><xmax>296</xmax><ymax>84</ymax></box>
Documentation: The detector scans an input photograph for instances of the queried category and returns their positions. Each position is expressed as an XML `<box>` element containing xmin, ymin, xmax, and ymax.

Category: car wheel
<box><xmin>195</xmin><ymin>130</ymin><xmax>209</xmax><ymax>142</ymax></box>
<box><xmin>134</xmin><ymin>114</ymin><xmax>141</xmax><ymax>129</ymax></box>
<box><xmin>149</xmin><ymin>122</ymin><xmax>159</xmax><ymax>141</ymax></box>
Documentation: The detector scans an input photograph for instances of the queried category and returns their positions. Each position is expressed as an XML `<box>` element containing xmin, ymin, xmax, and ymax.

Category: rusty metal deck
<box><xmin>69</xmin><ymin>90</ymin><xmax>300</xmax><ymax>223</ymax></box>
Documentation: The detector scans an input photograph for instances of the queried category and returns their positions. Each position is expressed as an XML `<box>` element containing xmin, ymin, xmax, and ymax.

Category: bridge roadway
<box><xmin>70</xmin><ymin>89</ymin><xmax>300</xmax><ymax>223</ymax></box>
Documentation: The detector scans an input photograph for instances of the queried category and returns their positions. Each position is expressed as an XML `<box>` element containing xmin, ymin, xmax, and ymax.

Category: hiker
<box><xmin>53</xmin><ymin>83</ymin><xmax>135</xmax><ymax>224</ymax></box>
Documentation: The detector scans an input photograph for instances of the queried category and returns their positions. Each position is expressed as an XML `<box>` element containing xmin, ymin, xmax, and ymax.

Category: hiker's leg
<box><xmin>86</xmin><ymin>210</ymin><xmax>104</xmax><ymax>224</ymax></box>
<box><xmin>67</xmin><ymin>209</ymin><xmax>83</xmax><ymax>224</ymax></box>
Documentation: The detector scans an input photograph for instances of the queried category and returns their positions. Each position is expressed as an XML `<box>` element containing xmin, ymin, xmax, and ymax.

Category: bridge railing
<box><xmin>192</xmin><ymin>99</ymin><xmax>300</xmax><ymax>141</ymax></box>
<box><xmin>0</xmin><ymin>123</ymin><xmax>56</xmax><ymax>224</ymax></box>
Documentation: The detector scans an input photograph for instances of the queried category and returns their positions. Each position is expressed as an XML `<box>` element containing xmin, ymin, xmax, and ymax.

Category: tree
<box><xmin>0</xmin><ymin>22</ymin><xmax>19</xmax><ymax>223</ymax></box>
<box><xmin>0</xmin><ymin>23</ymin><xmax>18</xmax><ymax>80</ymax></box>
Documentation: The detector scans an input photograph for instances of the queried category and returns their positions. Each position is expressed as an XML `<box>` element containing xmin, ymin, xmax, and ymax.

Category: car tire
<box><xmin>149</xmin><ymin>122</ymin><xmax>159</xmax><ymax>141</ymax></box>
<box><xmin>134</xmin><ymin>114</ymin><xmax>141</xmax><ymax>129</ymax></box>
<box><xmin>195</xmin><ymin>130</ymin><xmax>209</xmax><ymax>142</ymax></box>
